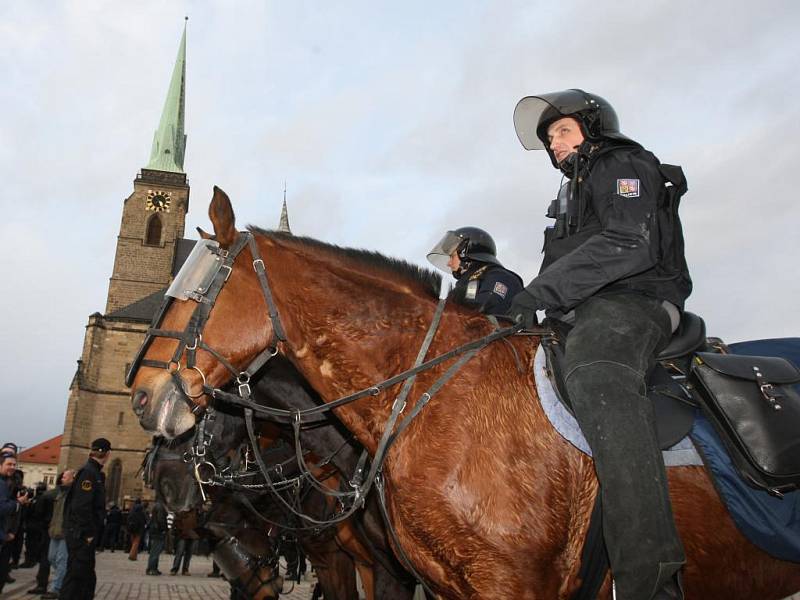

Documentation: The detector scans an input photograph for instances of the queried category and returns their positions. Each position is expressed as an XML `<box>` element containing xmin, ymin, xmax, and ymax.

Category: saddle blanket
<box><xmin>534</xmin><ymin>338</ymin><xmax>800</xmax><ymax>562</ymax></box>
<box><xmin>533</xmin><ymin>344</ymin><xmax>703</xmax><ymax>466</ymax></box>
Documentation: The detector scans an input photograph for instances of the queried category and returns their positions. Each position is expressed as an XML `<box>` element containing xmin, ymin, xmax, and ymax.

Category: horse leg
<box><xmin>371</xmin><ymin>558</ymin><xmax>418</xmax><ymax>600</ymax></box>
<box><xmin>355</xmin><ymin>561</ymin><xmax>374</xmax><ymax>600</ymax></box>
<box><xmin>304</xmin><ymin>538</ymin><xmax>360</xmax><ymax>600</ymax></box>
<box><xmin>313</xmin><ymin>552</ymin><xmax>359</xmax><ymax>600</ymax></box>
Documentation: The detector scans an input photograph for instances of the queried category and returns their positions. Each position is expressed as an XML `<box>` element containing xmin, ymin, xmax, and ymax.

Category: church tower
<box><xmin>106</xmin><ymin>24</ymin><xmax>190</xmax><ymax>313</ymax></box>
<box><xmin>60</xmin><ymin>24</ymin><xmax>193</xmax><ymax>506</ymax></box>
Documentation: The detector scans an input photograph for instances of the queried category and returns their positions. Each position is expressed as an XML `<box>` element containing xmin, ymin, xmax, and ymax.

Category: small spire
<box><xmin>278</xmin><ymin>182</ymin><xmax>291</xmax><ymax>234</ymax></box>
<box><xmin>146</xmin><ymin>22</ymin><xmax>187</xmax><ymax>173</ymax></box>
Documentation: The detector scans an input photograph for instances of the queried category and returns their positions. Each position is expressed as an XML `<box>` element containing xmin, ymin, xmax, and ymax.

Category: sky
<box><xmin>1</xmin><ymin>1</ymin><xmax>798</xmax><ymax>449</ymax></box>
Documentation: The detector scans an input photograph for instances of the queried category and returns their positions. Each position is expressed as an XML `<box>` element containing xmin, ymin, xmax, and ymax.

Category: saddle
<box><xmin>541</xmin><ymin>311</ymin><xmax>706</xmax><ymax>450</ymax></box>
<box><xmin>543</xmin><ymin>312</ymin><xmax>800</xmax><ymax>493</ymax></box>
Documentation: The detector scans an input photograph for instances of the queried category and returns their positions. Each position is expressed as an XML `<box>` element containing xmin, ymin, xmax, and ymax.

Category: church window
<box><xmin>117</xmin><ymin>412</ymin><xmax>124</xmax><ymax>427</ymax></box>
<box><xmin>107</xmin><ymin>459</ymin><xmax>123</xmax><ymax>506</ymax></box>
<box><xmin>145</xmin><ymin>214</ymin><xmax>162</xmax><ymax>246</ymax></box>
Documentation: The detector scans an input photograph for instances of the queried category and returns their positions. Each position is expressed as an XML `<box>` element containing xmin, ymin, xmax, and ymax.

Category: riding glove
<box><xmin>507</xmin><ymin>289</ymin><xmax>544</xmax><ymax>329</ymax></box>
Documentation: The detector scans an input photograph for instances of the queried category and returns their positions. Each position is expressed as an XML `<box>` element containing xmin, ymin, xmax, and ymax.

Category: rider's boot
<box><xmin>651</xmin><ymin>572</ymin><xmax>684</xmax><ymax>600</ymax></box>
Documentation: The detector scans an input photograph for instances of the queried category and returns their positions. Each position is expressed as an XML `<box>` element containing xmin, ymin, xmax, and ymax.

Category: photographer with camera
<box><xmin>0</xmin><ymin>451</ymin><xmax>31</xmax><ymax>594</ymax></box>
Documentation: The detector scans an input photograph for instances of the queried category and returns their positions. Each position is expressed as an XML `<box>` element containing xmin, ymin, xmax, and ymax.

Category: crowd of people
<box><xmin>0</xmin><ymin>438</ymin><xmax>217</xmax><ymax>599</ymax></box>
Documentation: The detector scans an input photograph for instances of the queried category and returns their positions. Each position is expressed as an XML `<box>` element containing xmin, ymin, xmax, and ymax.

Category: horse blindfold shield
<box><xmin>167</xmin><ymin>239</ymin><xmax>228</xmax><ymax>302</ymax></box>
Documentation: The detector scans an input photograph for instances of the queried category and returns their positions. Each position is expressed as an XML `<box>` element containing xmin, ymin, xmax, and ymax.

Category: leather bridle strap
<box><xmin>213</xmin><ymin>320</ymin><xmax>530</xmax><ymax>420</ymax></box>
<box><xmin>290</xmin><ymin>296</ymin><xmax>448</xmax><ymax>499</ymax></box>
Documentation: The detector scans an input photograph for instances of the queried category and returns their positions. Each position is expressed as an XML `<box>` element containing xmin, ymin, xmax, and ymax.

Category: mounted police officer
<box><xmin>427</xmin><ymin>227</ymin><xmax>523</xmax><ymax>314</ymax></box>
<box><xmin>61</xmin><ymin>438</ymin><xmax>110</xmax><ymax>600</ymax></box>
<box><xmin>508</xmin><ymin>90</ymin><xmax>691</xmax><ymax>600</ymax></box>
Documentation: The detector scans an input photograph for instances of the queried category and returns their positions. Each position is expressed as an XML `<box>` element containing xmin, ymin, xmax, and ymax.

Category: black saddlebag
<box><xmin>690</xmin><ymin>352</ymin><xmax>800</xmax><ymax>494</ymax></box>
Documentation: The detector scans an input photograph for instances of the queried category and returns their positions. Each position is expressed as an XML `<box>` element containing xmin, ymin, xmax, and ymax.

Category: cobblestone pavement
<box><xmin>3</xmin><ymin>552</ymin><xmax>798</xmax><ymax>599</ymax></box>
<box><xmin>2</xmin><ymin>552</ymin><xmax>320</xmax><ymax>599</ymax></box>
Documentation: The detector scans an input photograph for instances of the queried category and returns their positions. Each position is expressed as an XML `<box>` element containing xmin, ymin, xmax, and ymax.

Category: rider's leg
<box><xmin>564</xmin><ymin>293</ymin><xmax>685</xmax><ymax>600</ymax></box>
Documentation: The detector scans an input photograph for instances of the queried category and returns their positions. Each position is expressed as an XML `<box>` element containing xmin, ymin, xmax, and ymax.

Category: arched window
<box><xmin>145</xmin><ymin>214</ymin><xmax>162</xmax><ymax>246</ymax></box>
<box><xmin>107</xmin><ymin>459</ymin><xmax>122</xmax><ymax>506</ymax></box>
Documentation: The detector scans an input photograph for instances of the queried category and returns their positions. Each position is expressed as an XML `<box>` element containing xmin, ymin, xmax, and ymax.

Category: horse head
<box><xmin>144</xmin><ymin>402</ymin><xmax>249</xmax><ymax>513</ymax></box>
<box><xmin>129</xmin><ymin>186</ymin><xmax>277</xmax><ymax>438</ymax></box>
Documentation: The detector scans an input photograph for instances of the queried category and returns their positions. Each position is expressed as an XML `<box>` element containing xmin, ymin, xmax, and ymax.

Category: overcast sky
<box><xmin>1</xmin><ymin>1</ymin><xmax>798</xmax><ymax>449</ymax></box>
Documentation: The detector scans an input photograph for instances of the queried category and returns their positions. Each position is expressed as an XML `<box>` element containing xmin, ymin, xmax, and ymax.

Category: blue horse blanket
<box><xmin>690</xmin><ymin>338</ymin><xmax>800</xmax><ymax>562</ymax></box>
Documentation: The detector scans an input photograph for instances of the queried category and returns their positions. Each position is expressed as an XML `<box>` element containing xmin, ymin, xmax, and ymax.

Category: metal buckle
<box><xmin>754</xmin><ymin>366</ymin><xmax>783</xmax><ymax>410</ymax></box>
<box><xmin>237</xmin><ymin>372</ymin><xmax>251</xmax><ymax>397</ymax></box>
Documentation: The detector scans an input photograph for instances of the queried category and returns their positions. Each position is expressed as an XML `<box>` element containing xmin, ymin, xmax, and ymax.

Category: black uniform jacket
<box><xmin>63</xmin><ymin>458</ymin><xmax>106</xmax><ymax>541</ymax></box>
<box><xmin>453</xmin><ymin>261</ymin><xmax>524</xmax><ymax>314</ymax></box>
<box><xmin>529</xmin><ymin>143</ymin><xmax>692</xmax><ymax>313</ymax></box>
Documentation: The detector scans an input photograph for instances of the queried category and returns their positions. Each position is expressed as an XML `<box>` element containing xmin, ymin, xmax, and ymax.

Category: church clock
<box><xmin>146</xmin><ymin>189</ymin><xmax>172</xmax><ymax>212</ymax></box>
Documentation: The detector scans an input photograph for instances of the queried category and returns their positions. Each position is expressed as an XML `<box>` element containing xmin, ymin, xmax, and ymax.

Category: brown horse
<box><xmin>130</xmin><ymin>187</ymin><xmax>800</xmax><ymax>599</ymax></box>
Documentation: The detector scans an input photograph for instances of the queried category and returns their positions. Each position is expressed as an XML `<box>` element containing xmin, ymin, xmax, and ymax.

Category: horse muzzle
<box><xmin>131</xmin><ymin>373</ymin><xmax>197</xmax><ymax>439</ymax></box>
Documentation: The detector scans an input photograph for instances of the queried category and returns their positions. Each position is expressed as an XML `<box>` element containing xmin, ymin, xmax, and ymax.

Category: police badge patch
<box><xmin>81</xmin><ymin>480</ymin><xmax>92</xmax><ymax>491</ymax></box>
<box><xmin>465</xmin><ymin>280</ymin><xmax>479</xmax><ymax>300</ymax></box>
<box><xmin>492</xmin><ymin>282</ymin><xmax>508</xmax><ymax>298</ymax></box>
<box><xmin>616</xmin><ymin>178</ymin><xmax>640</xmax><ymax>198</ymax></box>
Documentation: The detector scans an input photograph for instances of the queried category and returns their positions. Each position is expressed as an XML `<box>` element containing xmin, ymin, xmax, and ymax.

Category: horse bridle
<box><xmin>126</xmin><ymin>231</ymin><xmax>289</xmax><ymax>412</ymax></box>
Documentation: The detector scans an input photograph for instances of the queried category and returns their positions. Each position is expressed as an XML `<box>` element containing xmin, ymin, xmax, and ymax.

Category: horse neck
<box><xmin>260</xmin><ymin>235</ymin><xmax>444</xmax><ymax>451</ymax></box>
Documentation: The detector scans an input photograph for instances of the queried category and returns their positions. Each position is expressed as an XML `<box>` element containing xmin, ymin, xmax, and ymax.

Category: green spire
<box><xmin>146</xmin><ymin>22</ymin><xmax>187</xmax><ymax>173</ymax></box>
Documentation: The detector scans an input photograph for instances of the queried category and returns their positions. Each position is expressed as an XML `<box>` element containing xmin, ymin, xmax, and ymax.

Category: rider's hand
<box><xmin>507</xmin><ymin>290</ymin><xmax>543</xmax><ymax>329</ymax></box>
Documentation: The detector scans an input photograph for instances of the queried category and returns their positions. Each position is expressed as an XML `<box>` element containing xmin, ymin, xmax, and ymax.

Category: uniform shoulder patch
<box><xmin>616</xmin><ymin>178</ymin><xmax>640</xmax><ymax>198</ymax></box>
<box><xmin>81</xmin><ymin>479</ymin><xmax>92</xmax><ymax>492</ymax></box>
<box><xmin>492</xmin><ymin>281</ymin><xmax>509</xmax><ymax>298</ymax></box>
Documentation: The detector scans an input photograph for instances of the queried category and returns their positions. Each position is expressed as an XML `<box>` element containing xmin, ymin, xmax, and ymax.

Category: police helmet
<box><xmin>427</xmin><ymin>226</ymin><xmax>502</xmax><ymax>273</ymax></box>
<box><xmin>513</xmin><ymin>89</ymin><xmax>636</xmax><ymax>168</ymax></box>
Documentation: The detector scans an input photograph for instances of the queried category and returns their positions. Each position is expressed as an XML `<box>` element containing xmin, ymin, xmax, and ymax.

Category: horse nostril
<box><xmin>132</xmin><ymin>390</ymin><xmax>149</xmax><ymax>414</ymax></box>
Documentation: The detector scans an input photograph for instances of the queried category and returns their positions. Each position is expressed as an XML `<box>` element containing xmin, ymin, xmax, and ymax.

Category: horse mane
<box><xmin>249</xmin><ymin>227</ymin><xmax>443</xmax><ymax>299</ymax></box>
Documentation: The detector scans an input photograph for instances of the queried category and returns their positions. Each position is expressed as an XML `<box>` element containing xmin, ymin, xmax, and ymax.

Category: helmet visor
<box><xmin>426</xmin><ymin>230</ymin><xmax>464</xmax><ymax>272</ymax></box>
<box><xmin>166</xmin><ymin>239</ymin><xmax>226</xmax><ymax>301</ymax></box>
<box><xmin>513</xmin><ymin>89</ymin><xmax>592</xmax><ymax>150</ymax></box>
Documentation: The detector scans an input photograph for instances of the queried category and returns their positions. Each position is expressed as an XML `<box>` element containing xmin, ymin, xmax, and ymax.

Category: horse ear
<box><xmin>209</xmin><ymin>186</ymin><xmax>237</xmax><ymax>248</ymax></box>
<box><xmin>196</xmin><ymin>227</ymin><xmax>213</xmax><ymax>240</ymax></box>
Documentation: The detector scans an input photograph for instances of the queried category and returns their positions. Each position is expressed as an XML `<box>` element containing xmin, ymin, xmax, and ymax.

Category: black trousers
<box><xmin>60</xmin><ymin>533</ymin><xmax>96</xmax><ymax>600</ymax></box>
<box><xmin>564</xmin><ymin>294</ymin><xmax>685</xmax><ymax>600</ymax></box>
<box><xmin>0</xmin><ymin>542</ymin><xmax>13</xmax><ymax>593</ymax></box>
<box><xmin>35</xmin><ymin>532</ymin><xmax>51</xmax><ymax>589</ymax></box>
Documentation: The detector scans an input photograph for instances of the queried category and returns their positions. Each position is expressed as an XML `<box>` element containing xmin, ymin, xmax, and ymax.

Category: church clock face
<box><xmin>146</xmin><ymin>190</ymin><xmax>172</xmax><ymax>212</ymax></box>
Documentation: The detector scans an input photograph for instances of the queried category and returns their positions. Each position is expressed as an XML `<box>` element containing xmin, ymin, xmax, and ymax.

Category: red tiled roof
<box><xmin>18</xmin><ymin>435</ymin><xmax>62</xmax><ymax>465</ymax></box>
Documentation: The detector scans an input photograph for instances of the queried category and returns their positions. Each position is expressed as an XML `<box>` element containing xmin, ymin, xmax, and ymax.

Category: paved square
<box><xmin>2</xmin><ymin>552</ymin><xmax>318</xmax><ymax>599</ymax></box>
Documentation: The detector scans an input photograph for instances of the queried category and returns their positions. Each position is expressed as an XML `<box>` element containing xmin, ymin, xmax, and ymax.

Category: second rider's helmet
<box><xmin>427</xmin><ymin>226</ymin><xmax>503</xmax><ymax>274</ymax></box>
<box><xmin>513</xmin><ymin>89</ymin><xmax>637</xmax><ymax>168</ymax></box>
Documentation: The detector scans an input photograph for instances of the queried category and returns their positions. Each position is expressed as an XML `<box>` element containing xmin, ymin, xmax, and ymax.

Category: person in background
<box><xmin>427</xmin><ymin>226</ymin><xmax>523</xmax><ymax>315</ymax></box>
<box><xmin>145</xmin><ymin>501</ymin><xmax>168</xmax><ymax>576</ymax></box>
<box><xmin>104</xmin><ymin>504</ymin><xmax>122</xmax><ymax>552</ymax></box>
<box><xmin>40</xmin><ymin>469</ymin><xmax>75</xmax><ymax>599</ymax></box>
<box><xmin>27</xmin><ymin>481</ymin><xmax>56</xmax><ymax>595</ymax></box>
<box><xmin>60</xmin><ymin>438</ymin><xmax>110</xmax><ymax>600</ymax></box>
<box><xmin>126</xmin><ymin>499</ymin><xmax>146</xmax><ymax>561</ymax></box>
<box><xmin>1</xmin><ymin>445</ymin><xmax>25</xmax><ymax>585</ymax></box>
<box><xmin>0</xmin><ymin>451</ymin><xmax>31</xmax><ymax>594</ymax></box>
<box><xmin>169</xmin><ymin>515</ymin><xmax>194</xmax><ymax>576</ymax></box>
